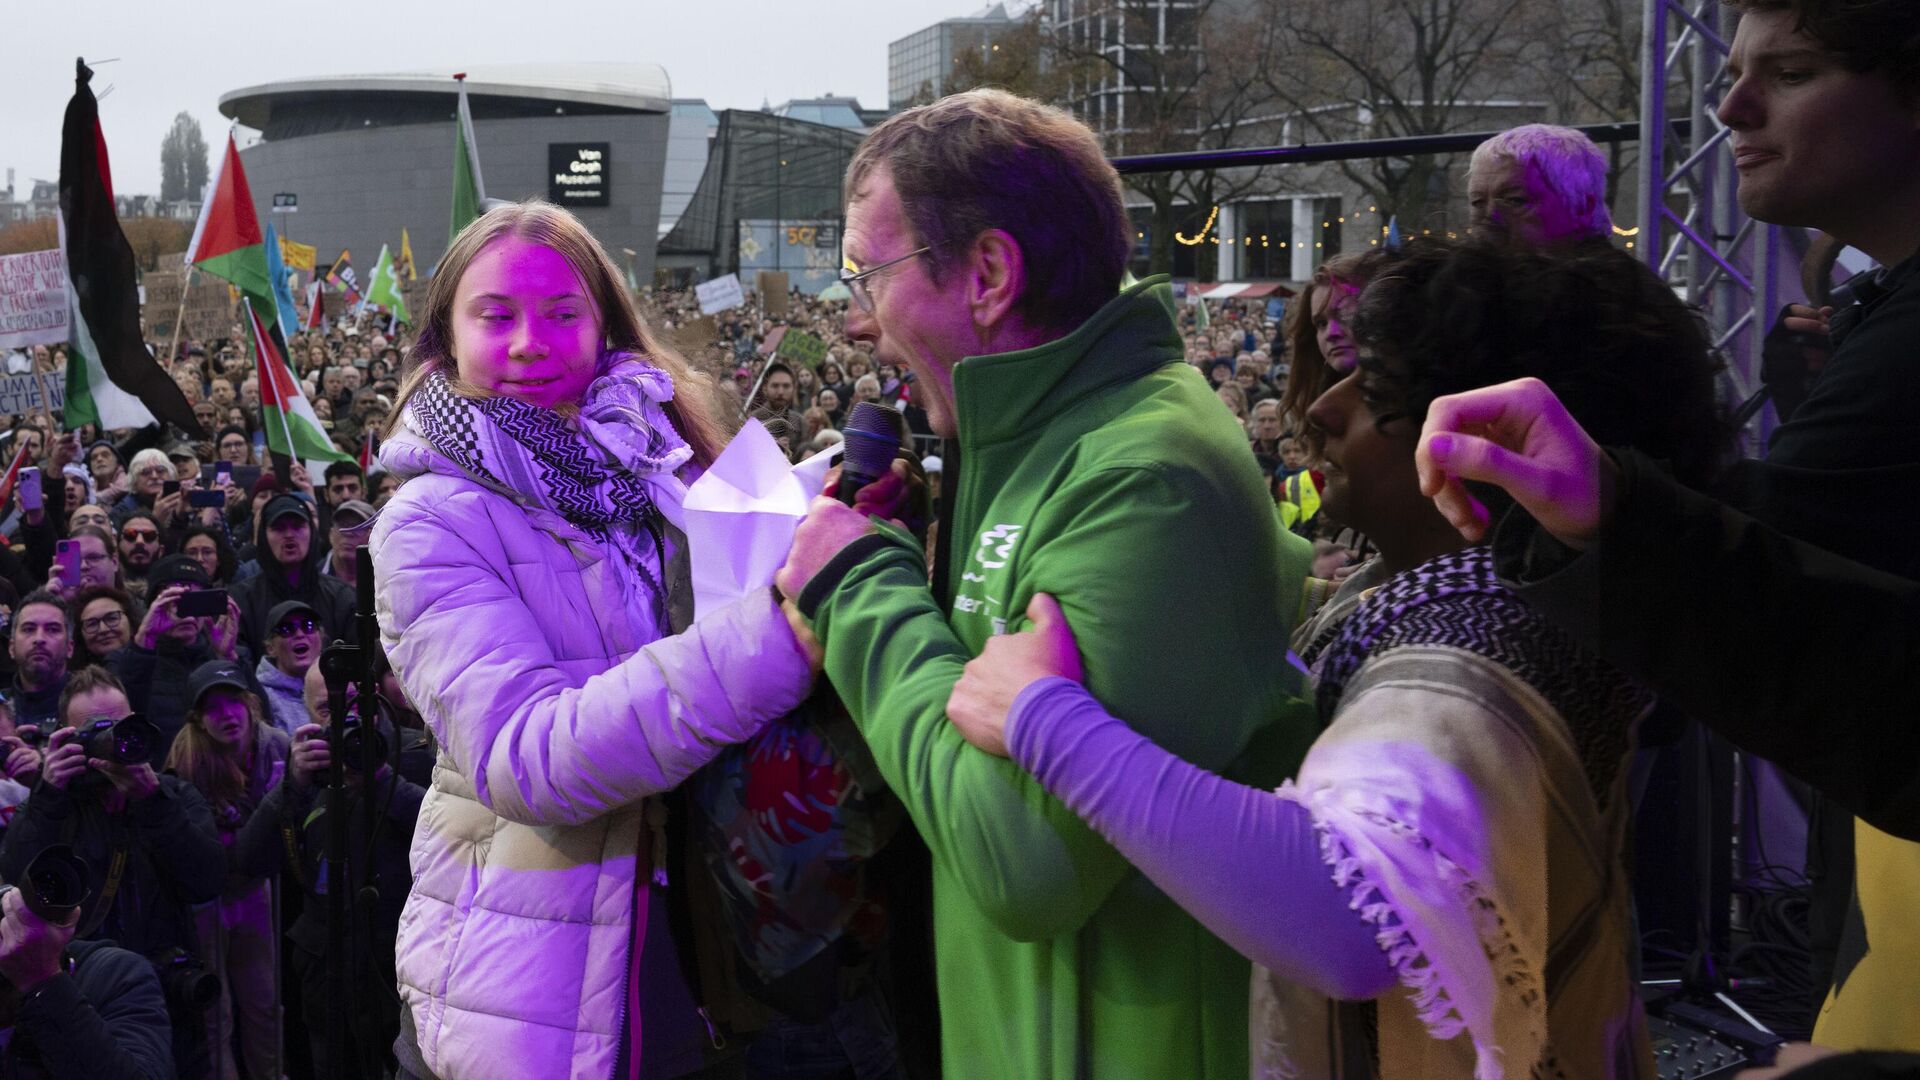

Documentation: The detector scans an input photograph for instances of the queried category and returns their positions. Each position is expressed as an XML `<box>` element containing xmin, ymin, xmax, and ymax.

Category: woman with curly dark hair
<box><xmin>942</xmin><ymin>237</ymin><xmax>1729</xmax><ymax>1080</ymax></box>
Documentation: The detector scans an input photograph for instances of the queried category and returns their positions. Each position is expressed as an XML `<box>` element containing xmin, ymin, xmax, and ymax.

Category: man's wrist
<box><xmin>10</xmin><ymin>960</ymin><xmax>64</xmax><ymax>997</ymax></box>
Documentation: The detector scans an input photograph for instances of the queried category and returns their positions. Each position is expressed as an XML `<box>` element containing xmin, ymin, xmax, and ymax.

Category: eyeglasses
<box><xmin>80</xmin><ymin>552</ymin><xmax>113</xmax><ymax>566</ymax></box>
<box><xmin>81</xmin><ymin>610</ymin><xmax>126</xmax><ymax>633</ymax></box>
<box><xmin>274</xmin><ymin>617</ymin><xmax>319</xmax><ymax>637</ymax></box>
<box><xmin>136</xmin><ymin>466</ymin><xmax>171</xmax><ymax>479</ymax></box>
<box><xmin>121</xmin><ymin>528</ymin><xmax>159</xmax><ymax>543</ymax></box>
<box><xmin>840</xmin><ymin>246</ymin><xmax>932</xmax><ymax>315</ymax></box>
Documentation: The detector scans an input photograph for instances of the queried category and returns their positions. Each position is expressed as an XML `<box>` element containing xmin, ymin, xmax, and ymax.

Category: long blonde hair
<box><xmin>387</xmin><ymin>201</ymin><xmax>726</xmax><ymax>465</ymax></box>
<box><xmin>166</xmin><ymin>690</ymin><xmax>269</xmax><ymax>814</ymax></box>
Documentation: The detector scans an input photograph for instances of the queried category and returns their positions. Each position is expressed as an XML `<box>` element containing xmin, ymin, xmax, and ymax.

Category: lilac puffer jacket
<box><xmin>371</xmin><ymin>428</ymin><xmax>812</xmax><ymax>1080</ymax></box>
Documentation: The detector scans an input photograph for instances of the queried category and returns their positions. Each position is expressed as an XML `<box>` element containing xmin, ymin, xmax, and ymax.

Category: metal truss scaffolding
<box><xmin>1639</xmin><ymin>0</ymin><xmax>1789</xmax><ymax>444</ymax></box>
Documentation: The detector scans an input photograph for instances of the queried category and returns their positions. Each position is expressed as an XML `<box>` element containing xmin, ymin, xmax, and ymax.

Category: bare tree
<box><xmin>939</xmin><ymin>9</ymin><xmax>1080</xmax><ymax>105</ymax></box>
<box><xmin>159</xmin><ymin>112</ymin><xmax>209</xmax><ymax>204</ymax></box>
<box><xmin>1045</xmin><ymin>0</ymin><xmax>1281</xmax><ymax>276</ymax></box>
<box><xmin>1532</xmin><ymin>0</ymin><xmax>1645</xmax><ymax>213</ymax></box>
<box><xmin>1251</xmin><ymin>0</ymin><xmax>1553</xmax><ymax>229</ymax></box>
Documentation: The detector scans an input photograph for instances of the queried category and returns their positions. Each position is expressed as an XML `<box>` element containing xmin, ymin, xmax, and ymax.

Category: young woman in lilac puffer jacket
<box><xmin>371</xmin><ymin>201</ymin><xmax>818</xmax><ymax>1080</ymax></box>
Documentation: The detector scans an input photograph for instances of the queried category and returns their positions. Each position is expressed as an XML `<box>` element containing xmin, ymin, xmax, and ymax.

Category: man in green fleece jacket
<box><xmin>776</xmin><ymin>89</ymin><xmax>1318</xmax><ymax>1079</ymax></box>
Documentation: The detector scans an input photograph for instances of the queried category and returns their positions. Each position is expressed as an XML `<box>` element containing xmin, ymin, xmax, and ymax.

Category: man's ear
<box><xmin>967</xmin><ymin>229</ymin><xmax>1027</xmax><ymax>331</ymax></box>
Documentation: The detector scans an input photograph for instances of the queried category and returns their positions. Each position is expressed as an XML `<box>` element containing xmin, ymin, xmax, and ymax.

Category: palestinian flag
<box><xmin>359</xmin><ymin>429</ymin><xmax>382</xmax><ymax>476</ymax></box>
<box><xmin>58</xmin><ymin>60</ymin><xmax>199</xmax><ymax>433</ymax></box>
<box><xmin>245</xmin><ymin>298</ymin><xmax>348</xmax><ymax>473</ymax></box>
<box><xmin>305</xmin><ymin>281</ymin><xmax>325</xmax><ymax>330</ymax></box>
<box><xmin>186</xmin><ymin>134</ymin><xmax>279</xmax><ymax>342</ymax></box>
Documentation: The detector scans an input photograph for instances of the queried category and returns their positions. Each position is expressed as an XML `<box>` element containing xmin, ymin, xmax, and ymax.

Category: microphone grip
<box><xmin>837</xmin><ymin>465</ymin><xmax>883</xmax><ymax>507</ymax></box>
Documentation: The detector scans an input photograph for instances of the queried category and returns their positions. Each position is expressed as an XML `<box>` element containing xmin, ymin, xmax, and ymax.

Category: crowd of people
<box><xmin>0</xmin><ymin>310</ymin><xmax>421</xmax><ymax>1078</ymax></box>
<box><xmin>0</xmin><ymin>2</ymin><xmax>1913</xmax><ymax>1077</ymax></box>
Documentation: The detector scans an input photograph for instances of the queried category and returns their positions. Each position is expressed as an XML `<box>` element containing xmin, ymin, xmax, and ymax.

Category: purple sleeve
<box><xmin>1007</xmin><ymin>677</ymin><xmax>1396</xmax><ymax>1001</ymax></box>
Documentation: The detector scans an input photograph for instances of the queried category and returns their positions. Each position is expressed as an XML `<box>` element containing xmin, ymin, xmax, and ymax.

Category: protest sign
<box><xmin>695</xmin><ymin>274</ymin><xmax>745</xmax><ymax>315</ymax></box>
<box><xmin>756</xmin><ymin>271</ymin><xmax>790</xmax><ymax>317</ymax></box>
<box><xmin>0</xmin><ymin>250</ymin><xmax>70</xmax><ymax>350</ymax></box>
<box><xmin>775</xmin><ymin>329</ymin><xmax>827</xmax><ymax>368</ymax></box>
<box><xmin>0</xmin><ymin>371</ymin><xmax>66</xmax><ymax>415</ymax></box>
<box><xmin>142</xmin><ymin>270</ymin><xmax>238</xmax><ymax>343</ymax></box>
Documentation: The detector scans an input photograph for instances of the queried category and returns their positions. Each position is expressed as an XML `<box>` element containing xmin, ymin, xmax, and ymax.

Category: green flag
<box><xmin>367</xmin><ymin>244</ymin><xmax>411</xmax><ymax>322</ymax></box>
<box><xmin>451</xmin><ymin>76</ymin><xmax>487</xmax><ymax>244</ymax></box>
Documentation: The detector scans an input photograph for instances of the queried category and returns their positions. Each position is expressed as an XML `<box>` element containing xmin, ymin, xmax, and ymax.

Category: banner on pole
<box><xmin>0</xmin><ymin>250</ymin><xmax>71</xmax><ymax>350</ymax></box>
<box><xmin>774</xmin><ymin>329</ymin><xmax>827</xmax><ymax>368</ymax></box>
<box><xmin>141</xmin><ymin>270</ymin><xmax>238</xmax><ymax>343</ymax></box>
<box><xmin>279</xmin><ymin>237</ymin><xmax>317</xmax><ymax>272</ymax></box>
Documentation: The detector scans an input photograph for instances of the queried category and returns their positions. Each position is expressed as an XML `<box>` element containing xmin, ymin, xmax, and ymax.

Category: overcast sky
<box><xmin>9</xmin><ymin>0</ymin><xmax>975</xmax><ymax>199</ymax></box>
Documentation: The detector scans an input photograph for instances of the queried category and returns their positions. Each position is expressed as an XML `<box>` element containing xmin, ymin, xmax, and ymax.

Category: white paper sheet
<box><xmin>682</xmin><ymin>418</ymin><xmax>837</xmax><ymax>617</ymax></box>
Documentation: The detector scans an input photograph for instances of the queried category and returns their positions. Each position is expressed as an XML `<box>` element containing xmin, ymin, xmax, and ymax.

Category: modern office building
<box><xmin>888</xmin><ymin>3</ymin><xmax>1021</xmax><ymax>108</ymax></box>
<box><xmin>219</xmin><ymin>63</ymin><xmax>674</xmax><ymax>279</ymax></box>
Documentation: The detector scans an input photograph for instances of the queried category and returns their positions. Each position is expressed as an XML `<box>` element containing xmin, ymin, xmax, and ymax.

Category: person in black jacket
<box><xmin>232</xmin><ymin>495</ymin><xmax>355</xmax><ymax>660</ymax></box>
<box><xmin>1418</xmin><ymin>383</ymin><xmax>1920</xmax><ymax>838</ymax></box>
<box><xmin>0</xmin><ymin>887</ymin><xmax>172</xmax><ymax>1080</ymax></box>
<box><xmin>109</xmin><ymin>554</ymin><xmax>258</xmax><ymax>768</ymax></box>
<box><xmin>234</xmin><ymin>661</ymin><xmax>422</xmax><ymax>1080</ymax></box>
<box><xmin>0</xmin><ymin>665</ymin><xmax>225</xmax><ymax>1077</ymax></box>
<box><xmin>6</xmin><ymin>593</ymin><xmax>71</xmax><ymax>733</ymax></box>
<box><xmin>1414</xmin><ymin>0</ymin><xmax>1920</xmax><ymax>1051</ymax></box>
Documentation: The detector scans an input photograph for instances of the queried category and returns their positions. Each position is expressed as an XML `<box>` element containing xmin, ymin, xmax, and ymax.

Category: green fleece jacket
<box><xmin>799</xmin><ymin>277</ymin><xmax>1318</xmax><ymax>1078</ymax></box>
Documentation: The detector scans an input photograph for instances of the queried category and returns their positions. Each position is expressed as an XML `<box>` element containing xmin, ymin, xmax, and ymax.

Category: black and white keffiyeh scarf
<box><xmin>1302</xmin><ymin>545</ymin><xmax>1652</xmax><ymax>811</ymax></box>
<box><xmin>405</xmin><ymin>352</ymin><xmax>693</xmax><ymax>612</ymax></box>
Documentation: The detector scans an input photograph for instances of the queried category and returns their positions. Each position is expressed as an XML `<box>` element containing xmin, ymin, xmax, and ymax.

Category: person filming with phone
<box><xmin>109</xmin><ymin>555</ymin><xmax>254</xmax><ymax>768</ymax></box>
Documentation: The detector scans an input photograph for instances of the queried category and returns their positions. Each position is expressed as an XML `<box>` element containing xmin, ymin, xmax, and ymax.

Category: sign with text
<box><xmin>695</xmin><ymin>273</ymin><xmax>745</xmax><ymax>315</ymax></box>
<box><xmin>0</xmin><ymin>371</ymin><xmax>65</xmax><ymax>415</ymax></box>
<box><xmin>775</xmin><ymin>329</ymin><xmax>827</xmax><ymax>368</ymax></box>
<box><xmin>755</xmin><ymin>271</ymin><xmax>790</xmax><ymax>318</ymax></box>
<box><xmin>548</xmin><ymin>143</ymin><xmax>610</xmax><ymax>207</ymax></box>
<box><xmin>0</xmin><ymin>250</ymin><xmax>70</xmax><ymax>350</ymax></box>
<box><xmin>141</xmin><ymin>270</ymin><xmax>238</xmax><ymax>343</ymax></box>
<box><xmin>279</xmin><ymin>237</ymin><xmax>317</xmax><ymax>272</ymax></box>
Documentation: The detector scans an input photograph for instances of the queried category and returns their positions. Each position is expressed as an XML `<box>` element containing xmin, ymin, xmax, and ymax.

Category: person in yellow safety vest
<box><xmin>1278</xmin><ymin>465</ymin><xmax>1323</xmax><ymax>531</ymax></box>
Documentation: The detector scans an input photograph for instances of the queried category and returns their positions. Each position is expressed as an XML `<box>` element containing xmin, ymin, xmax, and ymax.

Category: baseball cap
<box><xmin>147</xmin><ymin>553</ymin><xmax>212</xmax><ymax>594</ymax></box>
<box><xmin>331</xmin><ymin>499</ymin><xmax>376</xmax><ymax>530</ymax></box>
<box><xmin>266</xmin><ymin>599</ymin><xmax>321</xmax><ymax>635</ymax></box>
<box><xmin>187</xmin><ymin>660</ymin><xmax>250</xmax><ymax>707</ymax></box>
<box><xmin>262</xmin><ymin>494</ymin><xmax>312</xmax><ymax>527</ymax></box>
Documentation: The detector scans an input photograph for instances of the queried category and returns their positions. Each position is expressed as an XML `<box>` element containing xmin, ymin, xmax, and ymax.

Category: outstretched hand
<box><xmin>1416</xmin><ymin>377</ymin><xmax>1618</xmax><ymax>549</ymax></box>
<box><xmin>947</xmin><ymin>593</ymin><xmax>1084</xmax><ymax>758</ymax></box>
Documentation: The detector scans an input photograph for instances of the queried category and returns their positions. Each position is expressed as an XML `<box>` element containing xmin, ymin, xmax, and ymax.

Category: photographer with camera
<box><xmin>233</xmin><ymin>659</ymin><xmax>423</xmax><ymax>1079</ymax></box>
<box><xmin>0</xmin><ymin>869</ymin><xmax>173</xmax><ymax>1079</ymax></box>
<box><xmin>0</xmin><ymin>666</ymin><xmax>226</xmax><ymax>1077</ymax></box>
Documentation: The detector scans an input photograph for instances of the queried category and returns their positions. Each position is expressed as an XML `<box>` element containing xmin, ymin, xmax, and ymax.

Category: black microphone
<box><xmin>838</xmin><ymin>401</ymin><xmax>902</xmax><ymax>507</ymax></box>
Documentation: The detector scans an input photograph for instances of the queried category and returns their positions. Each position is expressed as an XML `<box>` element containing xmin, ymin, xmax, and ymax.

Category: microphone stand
<box><xmin>315</xmin><ymin>545</ymin><xmax>385</xmax><ymax>1080</ymax></box>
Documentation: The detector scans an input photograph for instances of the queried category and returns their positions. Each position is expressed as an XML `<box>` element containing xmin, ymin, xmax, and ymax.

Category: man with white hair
<box><xmin>1466</xmin><ymin>123</ymin><xmax>1613</xmax><ymax>246</ymax></box>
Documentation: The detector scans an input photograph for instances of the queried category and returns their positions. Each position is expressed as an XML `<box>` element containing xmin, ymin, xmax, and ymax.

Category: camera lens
<box><xmin>21</xmin><ymin>845</ymin><xmax>91</xmax><ymax>922</ymax></box>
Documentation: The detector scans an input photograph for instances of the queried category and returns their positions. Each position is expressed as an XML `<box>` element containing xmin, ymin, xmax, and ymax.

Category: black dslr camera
<box><xmin>148</xmin><ymin>947</ymin><xmax>220</xmax><ymax>1017</ymax></box>
<box><xmin>72</xmin><ymin>714</ymin><xmax>162</xmax><ymax>766</ymax></box>
<box><xmin>16</xmin><ymin>845</ymin><xmax>91</xmax><ymax>924</ymax></box>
